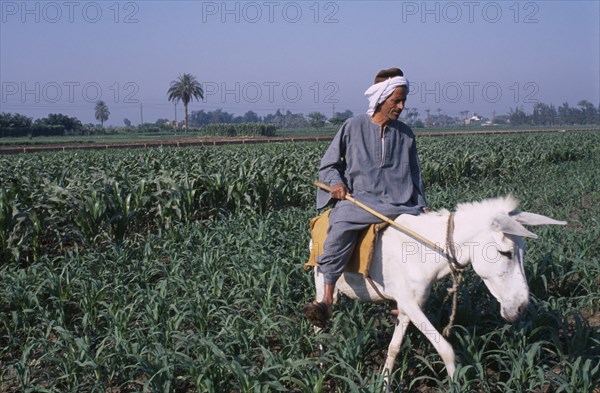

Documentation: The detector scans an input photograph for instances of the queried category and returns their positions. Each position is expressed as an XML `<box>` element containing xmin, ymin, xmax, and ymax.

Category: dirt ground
<box><xmin>1</xmin><ymin>128</ymin><xmax>597</xmax><ymax>155</ymax></box>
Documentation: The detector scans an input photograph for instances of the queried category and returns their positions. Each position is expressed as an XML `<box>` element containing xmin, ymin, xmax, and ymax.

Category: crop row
<box><xmin>1</xmin><ymin>132</ymin><xmax>599</xmax><ymax>266</ymax></box>
<box><xmin>0</xmin><ymin>144</ymin><xmax>320</xmax><ymax>265</ymax></box>
<box><xmin>198</xmin><ymin>122</ymin><xmax>277</xmax><ymax>137</ymax></box>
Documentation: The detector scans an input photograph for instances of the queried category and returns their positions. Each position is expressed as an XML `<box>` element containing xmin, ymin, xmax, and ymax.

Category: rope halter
<box><xmin>443</xmin><ymin>212</ymin><xmax>465</xmax><ymax>337</ymax></box>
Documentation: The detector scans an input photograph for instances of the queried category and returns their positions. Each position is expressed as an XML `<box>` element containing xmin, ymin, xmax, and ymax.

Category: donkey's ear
<box><xmin>509</xmin><ymin>211</ymin><xmax>567</xmax><ymax>226</ymax></box>
<box><xmin>493</xmin><ymin>214</ymin><xmax>538</xmax><ymax>238</ymax></box>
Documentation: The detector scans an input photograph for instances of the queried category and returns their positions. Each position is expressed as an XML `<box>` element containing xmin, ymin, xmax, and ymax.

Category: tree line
<box><xmin>1</xmin><ymin>100</ymin><xmax>598</xmax><ymax>138</ymax></box>
<box><xmin>508</xmin><ymin>100</ymin><xmax>599</xmax><ymax>126</ymax></box>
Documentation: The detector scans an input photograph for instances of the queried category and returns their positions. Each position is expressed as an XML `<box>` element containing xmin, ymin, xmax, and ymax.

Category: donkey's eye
<box><xmin>498</xmin><ymin>250</ymin><xmax>513</xmax><ymax>259</ymax></box>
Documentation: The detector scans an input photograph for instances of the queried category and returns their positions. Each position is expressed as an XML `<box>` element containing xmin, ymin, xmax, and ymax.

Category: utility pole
<box><xmin>140</xmin><ymin>103</ymin><xmax>144</xmax><ymax>125</ymax></box>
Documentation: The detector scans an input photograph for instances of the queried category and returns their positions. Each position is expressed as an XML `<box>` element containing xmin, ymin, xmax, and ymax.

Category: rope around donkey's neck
<box><xmin>443</xmin><ymin>212</ymin><xmax>464</xmax><ymax>337</ymax></box>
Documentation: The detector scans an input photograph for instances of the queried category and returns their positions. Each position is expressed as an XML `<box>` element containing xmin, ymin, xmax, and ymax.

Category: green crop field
<box><xmin>1</xmin><ymin>131</ymin><xmax>599</xmax><ymax>392</ymax></box>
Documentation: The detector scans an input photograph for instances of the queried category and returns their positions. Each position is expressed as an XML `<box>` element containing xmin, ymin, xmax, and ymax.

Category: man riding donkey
<box><xmin>303</xmin><ymin>67</ymin><xmax>429</xmax><ymax>328</ymax></box>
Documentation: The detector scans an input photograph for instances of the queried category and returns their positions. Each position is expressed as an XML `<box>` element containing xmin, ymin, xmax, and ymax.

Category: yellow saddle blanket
<box><xmin>304</xmin><ymin>209</ymin><xmax>388</xmax><ymax>277</ymax></box>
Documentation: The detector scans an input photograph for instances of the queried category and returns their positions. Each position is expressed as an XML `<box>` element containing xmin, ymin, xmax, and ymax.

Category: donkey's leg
<box><xmin>405</xmin><ymin>305</ymin><xmax>456</xmax><ymax>379</ymax></box>
<box><xmin>313</xmin><ymin>268</ymin><xmax>336</xmax><ymax>364</ymax></box>
<box><xmin>382</xmin><ymin>313</ymin><xmax>410</xmax><ymax>388</ymax></box>
<box><xmin>313</xmin><ymin>268</ymin><xmax>324</xmax><ymax>340</ymax></box>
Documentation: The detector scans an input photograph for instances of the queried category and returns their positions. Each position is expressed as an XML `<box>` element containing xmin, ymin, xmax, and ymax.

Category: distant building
<box><xmin>465</xmin><ymin>113</ymin><xmax>492</xmax><ymax>126</ymax></box>
<box><xmin>464</xmin><ymin>113</ymin><xmax>483</xmax><ymax>125</ymax></box>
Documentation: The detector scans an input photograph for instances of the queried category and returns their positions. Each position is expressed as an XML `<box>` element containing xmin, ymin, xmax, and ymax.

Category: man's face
<box><xmin>377</xmin><ymin>86</ymin><xmax>407</xmax><ymax>121</ymax></box>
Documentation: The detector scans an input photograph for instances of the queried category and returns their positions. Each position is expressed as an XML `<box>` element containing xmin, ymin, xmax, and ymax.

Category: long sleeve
<box><xmin>316</xmin><ymin>126</ymin><xmax>347</xmax><ymax>209</ymax></box>
<box><xmin>409</xmin><ymin>139</ymin><xmax>427</xmax><ymax>208</ymax></box>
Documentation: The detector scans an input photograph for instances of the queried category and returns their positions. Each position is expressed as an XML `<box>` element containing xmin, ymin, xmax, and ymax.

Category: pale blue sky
<box><xmin>1</xmin><ymin>0</ymin><xmax>599</xmax><ymax>126</ymax></box>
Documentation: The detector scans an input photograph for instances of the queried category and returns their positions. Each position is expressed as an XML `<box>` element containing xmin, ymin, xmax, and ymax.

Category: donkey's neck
<box><xmin>392</xmin><ymin>210</ymin><xmax>467</xmax><ymax>283</ymax></box>
<box><xmin>425</xmin><ymin>209</ymin><xmax>472</xmax><ymax>281</ymax></box>
<box><xmin>448</xmin><ymin>208</ymin><xmax>477</xmax><ymax>268</ymax></box>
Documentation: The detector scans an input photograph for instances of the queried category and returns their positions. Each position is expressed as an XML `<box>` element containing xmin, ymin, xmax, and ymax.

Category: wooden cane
<box><xmin>314</xmin><ymin>181</ymin><xmax>445</xmax><ymax>253</ymax></box>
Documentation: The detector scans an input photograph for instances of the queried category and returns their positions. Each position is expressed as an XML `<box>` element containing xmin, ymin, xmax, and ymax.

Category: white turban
<box><xmin>364</xmin><ymin>76</ymin><xmax>409</xmax><ymax>115</ymax></box>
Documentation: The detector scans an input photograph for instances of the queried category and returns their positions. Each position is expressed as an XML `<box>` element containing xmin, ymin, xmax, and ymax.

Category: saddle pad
<box><xmin>304</xmin><ymin>209</ymin><xmax>388</xmax><ymax>277</ymax></box>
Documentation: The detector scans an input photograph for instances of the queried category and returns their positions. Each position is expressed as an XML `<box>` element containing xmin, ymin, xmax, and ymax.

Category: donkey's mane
<box><xmin>455</xmin><ymin>195</ymin><xmax>519</xmax><ymax>221</ymax></box>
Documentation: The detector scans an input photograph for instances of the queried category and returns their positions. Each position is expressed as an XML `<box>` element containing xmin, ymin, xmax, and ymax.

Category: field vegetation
<box><xmin>1</xmin><ymin>131</ymin><xmax>599</xmax><ymax>392</ymax></box>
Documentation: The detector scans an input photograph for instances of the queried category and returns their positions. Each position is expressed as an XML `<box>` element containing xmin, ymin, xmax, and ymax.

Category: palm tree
<box><xmin>167</xmin><ymin>73</ymin><xmax>204</xmax><ymax>130</ymax></box>
<box><xmin>95</xmin><ymin>100</ymin><xmax>110</xmax><ymax>127</ymax></box>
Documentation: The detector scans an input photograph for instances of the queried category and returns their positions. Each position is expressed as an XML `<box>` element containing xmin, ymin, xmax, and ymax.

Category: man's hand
<box><xmin>330</xmin><ymin>183</ymin><xmax>348</xmax><ymax>200</ymax></box>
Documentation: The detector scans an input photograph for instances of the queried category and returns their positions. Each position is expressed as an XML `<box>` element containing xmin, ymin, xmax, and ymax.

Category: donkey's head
<box><xmin>458</xmin><ymin>197</ymin><xmax>566</xmax><ymax>322</ymax></box>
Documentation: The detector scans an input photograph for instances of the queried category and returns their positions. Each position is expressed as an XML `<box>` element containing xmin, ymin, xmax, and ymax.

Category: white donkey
<box><xmin>310</xmin><ymin>196</ymin><xmax>566</xmax><ymax>383</ymax></box>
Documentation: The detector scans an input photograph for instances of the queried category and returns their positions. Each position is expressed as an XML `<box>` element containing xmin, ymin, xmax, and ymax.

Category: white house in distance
<box><xmin>464</xmin><ymin>113</ymin><xmax>482</xmax><ymax>125</ymax></box>
<box><xmin>464</xmin><ymin>113</ymin><xmax>493</xmax><ymax>126</ymax></box>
